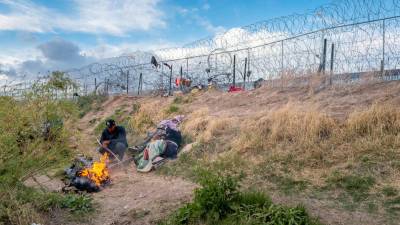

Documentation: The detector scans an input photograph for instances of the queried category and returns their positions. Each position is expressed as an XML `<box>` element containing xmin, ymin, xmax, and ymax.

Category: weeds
<box><xmin>327</xmin><ymin>172</ymin><xmax>375</xmax><ymax>201</ymax></box>
<box><xmin>164</xmin><ymin>104</ymin><xmax>180</xmax><ymax>115</ymax></box>
<box><xmin>60</xmin><ymin>194</ymin><xmax>94</xmax><ymax>214</ymax></box>
<box><xmin>0</xmin><ymin>74</ymin><xmax>91</xmax><ymax>225</ymax></box>
<box><xmin>161</xmin><ymin>170</ymin><xmax>320</xmax><ymax>225</ymax></box>
<box><xmin>382</xmin><ymin>186</ymin><xmax>399</xmax><ymax>197</ymax></box>
<box><xmin>171</xmin><ymin>102</ymin><xmax>400</xmax><ymax>221</ymax></box>
<box><xmin>76</xmin><ymin>94</ymin><xmax>107</xmax><ymax>118</ymax></box>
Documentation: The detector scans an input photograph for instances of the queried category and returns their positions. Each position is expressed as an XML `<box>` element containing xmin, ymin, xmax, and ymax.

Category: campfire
<box><xmin>64</xmin><ymin>153</ymin><xmax>111</xmax><ymax>192</ymax></box>
<box><xmin>79</xmin><ymin>152</ymin><xmax>110</xmax><ymax>186</ymax></box>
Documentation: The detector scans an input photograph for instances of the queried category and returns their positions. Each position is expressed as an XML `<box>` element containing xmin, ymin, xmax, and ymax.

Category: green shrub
<box><xmin>61</xmin><ymin>195</ymin><xmax>94</xmax><ymax>214</ymax></box>
<box><xmin>165</xmin><ymin>104</ymin><xmax>180</xmax><ymax>115</ymax></box>
<box><xmin>76</xmin><ymin>94</ymin><xmax>107</xmax><ymax>117</ymax></box>
<box><xmin>0</xmin><ymin>78</ymin><xmax>84</xmax><ymax>224</ymax></box>
<box><xmin>161</xmin><ymin>170</ymin><xmax>319</xmax><ymax>225</ymax></box>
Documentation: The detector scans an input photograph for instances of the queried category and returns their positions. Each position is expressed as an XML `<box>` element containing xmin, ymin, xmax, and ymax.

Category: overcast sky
<box><xmin>0</xmin><ymin>0</ymin><xmax>331</xmax><ymax>82</ymax></box>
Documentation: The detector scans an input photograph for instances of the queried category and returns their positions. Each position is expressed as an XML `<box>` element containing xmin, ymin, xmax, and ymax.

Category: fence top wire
<box><xmin>65</xmin><ymin>0</ymin><xmax>400</xmax><ymax>69</ymax></box>
<box><xmin>2</xmin><ymin>0</ymin><xmax>400</xmax><ymax>96</ymax></box>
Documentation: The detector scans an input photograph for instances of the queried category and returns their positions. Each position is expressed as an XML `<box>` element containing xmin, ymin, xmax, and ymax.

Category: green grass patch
<box><xmin>384</xmin><ymin>196</ymin><xmax>400</xmax><ymax>214</ymax></box>
<box><xmin>76</xmin><ymin>94</ymin><xmax>107</xmax><ymax>118</ymax></box>
<box><xmin>382</xmin><ymin>186</ymin><xmax>399</xmax><ymax>197</ymax></box>
<box><xmin>327</xmin><ymin>172</ymin><xmax>375</xmax><ymax>201</ymax></box>
<box><xmin>173</xmin><ymin>95</ymin><xmax>194</xmax><ymax>105</ymax></box>
<box><xmin>164</xmin><ymin>104</ymin><xmax>180</xmax><ymax>115</ymax></box>
<box><xmin>161</xmin><ymin>170</ymin><xmax>320</xmax><ymax>225</ymax></box>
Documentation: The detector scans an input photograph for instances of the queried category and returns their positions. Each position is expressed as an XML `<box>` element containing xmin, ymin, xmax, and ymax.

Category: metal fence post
<box><xmin>94</xmin><ymin>78</ymin><xmax>97</xmax><ymax>95</ymax></box>
<box><xmin>381</xmin><ymin>19</ymin><xmax>386</xmax><ymax>77</ymax></box>
<box><xmin>330</xmin><ymin>43</ymin><xmax>335</xmax><ymax>85</ymax></box>
<box><xmin>126</xmin><ymin>70</ymin><xmax>129</xmax><ymax>95</ymax></box>
<box><xmin>233</xmin><ymin>55</ymin><xmax>236</xmax><ymax>86</ymax></box>
<box><xmin>180</xmin><ymin>66</ymin><xmax>183</xmax><ymax>91</ymax></box>
<box><xmin>243</xmin><ymin>57</ymin><xmax>247</xmax><ymax>90</ymax></box>
<box><xmin>321</xmin><ymin>38</ymin><xmax>327</xmax><ymax>75</ymax></box>
<box><xmin>168</xmin><ymin>65</ymin><xmax>173</xmax><ymax>96</ymax></box>
<box><xmin>281</xmin><ymin>40</ymin><xmax>284</xmax><ymax>74</ymax></box>
<box><xmin>106</xmin><ymin>79</ymin><xmax>109</xmax><ymax>95</ymax></box>
<box><xmin>138</xmin><ymin>72</ymin><xmax>143</xmax><ymax>95</ymax></box>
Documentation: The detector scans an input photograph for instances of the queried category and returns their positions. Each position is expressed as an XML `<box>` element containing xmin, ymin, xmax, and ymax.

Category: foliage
<box><xmin>327</xmin><ymin>172</ymin><xmax>375</xmax><ymax>201</ymax></box>
<box><xmin>76</xmin><ymin>93</ymin><xmax>108</xmax><ymax>118</ymax></box>
<box><xmin>164</xmin><ymin>104</ymin><xmax>180</xmax><ymax>115</ymax></box>
<box><xmin>0</xmin><ymin>77</ymin><xmax>85</xmax><ymax>225</ymax></box>
<box><xmin>46</xmin><ymin>71</ymin><xmax>77</xmax><ymax>91</ymax></box>
<box><xmin>30</xmin><ymin>71</ymin><xmax>78</xmax><ymax>98</ymax></box>
<box><xmin>60</xmin><ymin>194</ymin><xmax>94</xmax><ymax>214</ymax></box>
<box><xmin>161</xmin><ymin>170</ymin><xmax>319</xmax><ymax>225</ymax></box>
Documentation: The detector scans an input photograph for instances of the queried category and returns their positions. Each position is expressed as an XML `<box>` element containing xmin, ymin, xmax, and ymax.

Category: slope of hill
<box><xmin>50</xmin><ymin>80</ymin><xmax>400</xmax><ymax>225</ymax></box>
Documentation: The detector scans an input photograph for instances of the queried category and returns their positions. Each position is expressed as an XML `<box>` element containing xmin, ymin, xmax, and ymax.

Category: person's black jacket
<box><xmin>100</xmin><ymin>126</ymin><xmax>128</xmax><ymax>147</ymax></box>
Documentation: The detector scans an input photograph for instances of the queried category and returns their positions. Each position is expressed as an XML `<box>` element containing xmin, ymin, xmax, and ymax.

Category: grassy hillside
<box><xmin>92</xmin><ymin>81</ymin><xmax>400</xmax><ymax>224</ymax></box>
<box><xmin>0</xmin><ymin>74</ymin><xmax>105</xmax><ymax>225</ymax></box>
<box><xmin>156</xmin><ymin>91</ymin><xmax>400</xmax><ymax>224</ymax></box>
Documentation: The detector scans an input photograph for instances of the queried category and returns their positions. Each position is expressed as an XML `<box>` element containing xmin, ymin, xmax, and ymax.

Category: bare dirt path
<box><xmin>72</xmin><ymin>96</ymin><xmax>195</xmax><ymax>225</ymax></box>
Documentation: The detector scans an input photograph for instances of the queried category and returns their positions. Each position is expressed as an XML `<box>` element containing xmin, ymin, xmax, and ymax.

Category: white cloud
<box><xmin>0</xmin><ymin>74</ymin><xmax>8</xmax><ymax>80</ymax></box>
<box><xmin>83</xmin><ymin>40</ymin><xmax>176</xmax><ymax>60</ymax></box>
<box><xmin>0</xmin><ymin>0</ymin><xmax>165</xmax><ymax>36</ymax></box>
<box><xmin>194</xmin><ymin>15</ymin><xmax>225</xmax><ymax>34</ymax></box>
<box><xmin>175</xmin><ymin>6</ymin><xmax>224</xmax><ymax>35</ymax></box>
<box><xmin>202</xmin><ymin>3</ymin><xmax>210</xmax><ymax>10</ymax></box>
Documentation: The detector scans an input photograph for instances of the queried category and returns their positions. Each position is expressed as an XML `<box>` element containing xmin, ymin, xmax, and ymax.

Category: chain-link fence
<box><xmin>2</xmin><ymin>0</ymin><xmax>400</xmax><ymax>98</ymax></box>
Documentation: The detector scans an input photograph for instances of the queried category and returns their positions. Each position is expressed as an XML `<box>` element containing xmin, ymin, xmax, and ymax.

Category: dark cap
<box><xmin>106</xmin><ymin>119</ymin><xmax>116</xmax><ymax>128</ymax></box>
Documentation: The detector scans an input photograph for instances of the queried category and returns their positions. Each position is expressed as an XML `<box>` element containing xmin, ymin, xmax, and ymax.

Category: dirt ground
<box><xmin>61</xmin><ymin>96</ymin><xmax>195</xmax><ymax>225</ymax></box>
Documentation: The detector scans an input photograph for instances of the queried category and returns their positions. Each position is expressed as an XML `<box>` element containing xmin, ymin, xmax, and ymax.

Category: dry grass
<box><xmin>201</xmin><ymin>117</ymin><xmax>236</xmax><ymax>142</ymax></box>
<box><xmin>346</xmin><ymin>103</ymin><xmax>400</xmax><ymax>137</ymax></box>
<box><xmin>182</xmin><ymin>108</ymin><xmax>211</xmax><ymax>139</ymax></box>
<box><xmin>191</xmin><ymin>103</ymin><xmax>400</xmax><ymax>194</ymax></box>
<box><xmin>129</xmin><ymin>100</ymin><xmax>171</xmax><ymax>133</ymax></box>
<box><xmin>235</xmin><ymin>104</ymin><xmax>336</xmax><ymax>153</ymax></box>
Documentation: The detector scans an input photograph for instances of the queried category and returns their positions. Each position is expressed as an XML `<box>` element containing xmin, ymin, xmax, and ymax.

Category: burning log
<box><xmin>64</xmin><ymin>153</ymin><xmax>111</xmax><ymax>192</ymax></box>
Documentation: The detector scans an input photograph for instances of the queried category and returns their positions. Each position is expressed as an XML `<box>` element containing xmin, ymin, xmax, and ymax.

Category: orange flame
<box><xmin>80</xmin><ymin>153</ymin><xmax>110</xmax><ymax>186</ymax></box>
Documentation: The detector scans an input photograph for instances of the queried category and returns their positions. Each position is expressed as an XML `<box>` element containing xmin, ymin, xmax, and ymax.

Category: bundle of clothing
<box><xmin>133</xmin><ymin>115</ymin><xmax>184</xmax><ymax>172</ymax></box>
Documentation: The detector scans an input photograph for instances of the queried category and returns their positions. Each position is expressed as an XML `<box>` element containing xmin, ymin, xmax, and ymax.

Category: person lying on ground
<box><xmin>98</xmin><ymin>119</ymin><xmax>128</xmax><ymax>161</ymax></box>
<box><xmin>134</xmin><ymin>137</ymin><xmax>179</xmax><ymax>173</ymax></box>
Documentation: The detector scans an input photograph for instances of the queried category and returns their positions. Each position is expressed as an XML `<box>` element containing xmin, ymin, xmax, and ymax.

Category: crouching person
<box><xmin>98</xmin><ymin>119</ymin><xmax>128</xmax><ymax>161</ymax></box>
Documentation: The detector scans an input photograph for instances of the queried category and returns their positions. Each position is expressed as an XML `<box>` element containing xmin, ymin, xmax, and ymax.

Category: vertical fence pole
<box><xmin>104</xmin><ymin>78</ymin><xmax>106</xmax><ymax>94</ymax></box>
<box><xmin>168</xmin><ymin>65</ymin><xmax>173</xmax><ymax>96</ymax></box>
<box><xmin>126</xmin><ymin>70</ymin><xmax>129</xmax><ymax>95</ymax></box>
<box><xmin>180</xmin><ymin>66</ymin><xmax>183</xmax><ymax>91</ymax></box>
<box><xmin>84</xmin><ymin>83</ymin><xmax>87</xmax><ymax>96</ymax></box>
<box><xmin>140</xmin><ymin>73</ymin><xmax>143</xmax><ymax>93</ymax></box>
<box><xmin>243</xmin><ymin>57</ymin><xmax>247</xmax><ymax>90</ymax></box>
<box><xmin>322</xmin><ymin>38</ymin><xmax>328</xmax><ymax>75</ymax></box>
<box><xmin>381</xmin><ymin>19</ymin><xmax>386</xmax><ymax>77</ymax></box>
<box><xmin>186</xmin><ymin>58</ymin><xmax>189</xmax><ymax>77</ymax></box>
<box><xmin>330</xmin><ymin>43</ymin><xmax>335</xmax><ymax>85</ymax></box>
<box><xmin>94</xmin><ymin>78</ymin><xmax>97</xmax><ymax>95</ymax></box>
<box><xmin>281</xmin><ymin>40</ymin><xmax>284</xmax><ymax>74</ymax></box>
<box><xmin>161</xmin><ymin>64</ymin><xmax>164</xmax><ymax>89</ymax></box>
<box><xmin>138</xmin><ymin>73</ymin><xmax>142</xmax><ymax>95</ymax></box>
<box><xmin>106</xmin><ymin>79</ymin><xmax>109</xmax><ymax>95</ymax></box>
<box><xmin>233</xmin><ymin>55</ymin><xmax>236</xmax><ymax>86</ymax></box>
<box><xmin>247</xmin><ymin>50</ymin><xmax>251</xmax><ymax>83</ymax></box>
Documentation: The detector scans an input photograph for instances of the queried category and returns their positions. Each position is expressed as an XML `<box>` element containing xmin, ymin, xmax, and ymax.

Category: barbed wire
<box><xmin>2</xmin><ymin>0</ymin><xmax>400</xmax><ymax>97</ymax></box>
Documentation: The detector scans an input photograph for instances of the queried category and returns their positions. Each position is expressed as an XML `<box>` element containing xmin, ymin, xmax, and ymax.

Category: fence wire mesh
<box><xmin>2</xmin><ymin>0</ymin><xmax>400</xmax><ymax>97</ymax></box>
